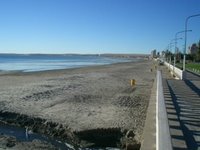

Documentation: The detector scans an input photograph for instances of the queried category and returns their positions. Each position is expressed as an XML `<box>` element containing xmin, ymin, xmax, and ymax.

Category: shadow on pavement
<box><xmin>164</xmin><ymin>79</ymin><xmax>200</xmax><ymax>150</ymax></box>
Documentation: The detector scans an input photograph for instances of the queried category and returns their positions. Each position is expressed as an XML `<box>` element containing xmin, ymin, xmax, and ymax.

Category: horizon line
<box><xmin>0</xmin><ymin>52</ymin><xmax>150</xmax><ymax>55</ymax></box>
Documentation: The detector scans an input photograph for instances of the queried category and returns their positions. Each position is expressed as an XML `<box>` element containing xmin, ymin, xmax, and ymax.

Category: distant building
<box><xmin>161</xmin><ymin>51</ymin><xmax>165</xmax><ymax>56</ymax></box>
<box><xmin>157</xmin><ymin>52</ymin><xmax>160</xmax><ymax>57</ymax></box>
<box><xmin>188</xmin><ymin>43</ymin><xmax>198</xmax><ymax>54</ymax></box>
<box><xmin>151</xmin><ymin>49</ymin><xmax>157</xmax><ymax>58</ymax></box>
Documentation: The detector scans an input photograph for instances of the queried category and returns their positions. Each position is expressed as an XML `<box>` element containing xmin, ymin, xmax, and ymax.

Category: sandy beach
<box><xmin>0</xmin><ymin>60</ymin><xmax>156</xmax><ymax>149</ymax></box>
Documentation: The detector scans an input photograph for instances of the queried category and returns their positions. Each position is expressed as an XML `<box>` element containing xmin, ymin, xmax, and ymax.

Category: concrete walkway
<box><xmin>141</xmin><ymin>64</ymin><xmax>200</xmax><ymax>150</ymax></box>
<box><xmin>162</xmin><ymin>67</ymin><xmax>200</xmax><ymax>150</ymax></box>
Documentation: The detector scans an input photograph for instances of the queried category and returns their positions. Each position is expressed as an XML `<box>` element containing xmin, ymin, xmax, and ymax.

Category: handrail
<box><xmin>156</xmin><ymin>71</ymin><xmax>172</xmax><ymax>150</ymax></box>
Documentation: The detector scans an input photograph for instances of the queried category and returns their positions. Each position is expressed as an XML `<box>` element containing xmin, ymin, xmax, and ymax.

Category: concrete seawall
<box><xmin>140</xmin><ymin>73</ymin><xmax>157</xmax><ymax>150</ymax></box>
<box><xmin>156</xmin><ymin>71</ymin><xmax>172</xmax><ymax>150</ymax></box>
<box><xmin>141</xmin><ymin>70</ymin><xmax>172</xmax><ymax>150</ymax></box>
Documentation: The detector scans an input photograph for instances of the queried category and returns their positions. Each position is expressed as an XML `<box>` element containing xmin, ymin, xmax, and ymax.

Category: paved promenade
<box><xmin>162</xmin><ymin>67</ymin><xmax>200</xmax><ymax>150</ymax></box>
<box><xmin>141</xmin><ymin>64</ymin><xmax>200</xmax><ymax>150</ymax></box>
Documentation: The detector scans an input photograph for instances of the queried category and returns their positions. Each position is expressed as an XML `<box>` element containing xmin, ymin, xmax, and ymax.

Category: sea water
<box><xmin>0</xmin><ymin>54</ymin><xmax>131</xmax><ymax>72</ymax></box>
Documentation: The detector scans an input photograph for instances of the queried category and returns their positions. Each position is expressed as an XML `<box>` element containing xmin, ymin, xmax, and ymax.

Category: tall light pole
<box><xmin>174</xmin><ymin>30</ymin><xmax>192</xmax><ymax>69</ymax></box>
<box><xmin>167</xmin><ymin>42</ymin><xmax>174</xmax><ymax>63</ymax></box>
<box><xmin>166</xmin><ymin>41</ymin><xmax>175</xmax><ymax>63</ymax></box>
<box><xmin>171</xmin><ymin>37</ymin><xmax>182</xmax><ymax>75</ymax></box>
<box><xmin>183</xmin><ymin>14</ymin><xmax>200</xmax><ymax>71</ymax></box>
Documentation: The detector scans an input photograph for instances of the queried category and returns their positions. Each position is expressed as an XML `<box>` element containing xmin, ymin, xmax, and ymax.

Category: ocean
<box><xmin>0</xmin><ymin>54</ymin><xmax>132</xmax><ymax>72</ymax></box>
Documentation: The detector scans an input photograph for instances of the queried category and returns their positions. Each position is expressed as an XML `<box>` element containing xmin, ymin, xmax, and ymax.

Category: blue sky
<box><xmin>0</xmin><ymin>0</ymin><xmax>200</xmax><ymax>54</ymax></box>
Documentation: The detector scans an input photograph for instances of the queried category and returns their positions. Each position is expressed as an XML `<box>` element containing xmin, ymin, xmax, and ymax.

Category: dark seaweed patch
<box><xmin>74</xmin><ymin>128</ymin><xmax>123</xmax><ymax>147</ymax></box>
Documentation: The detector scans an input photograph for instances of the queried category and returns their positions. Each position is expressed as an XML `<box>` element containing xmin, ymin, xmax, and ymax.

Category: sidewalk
<box><xmin>162</xmin><ymin>66</ymin><xmax>200</xmax><ymax>149</ymax></box>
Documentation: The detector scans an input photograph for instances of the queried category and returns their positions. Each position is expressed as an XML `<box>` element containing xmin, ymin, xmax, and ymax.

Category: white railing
<box><xmin>156</xmin><ymin>71</ymin><xmax>172</xmax><ymax>150</ymax></box>
<box><xmin>164</xmin><ymin>61</ymin><xmax>184</xmax><ymax>80</ymax></box>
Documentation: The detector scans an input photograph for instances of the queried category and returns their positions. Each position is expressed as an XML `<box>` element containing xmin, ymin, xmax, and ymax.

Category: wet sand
<box><xmin>0</xmin><ymin>60</ymin><xmax>156</xmax><ymax>149</ymax></box>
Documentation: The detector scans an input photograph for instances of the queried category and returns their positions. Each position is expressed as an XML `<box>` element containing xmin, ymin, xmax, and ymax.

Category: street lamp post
<box><xmin>172</xmin><ymin>37</ymin><xmax>182</xmax><ymax>74</ymax></box>
<box><xmin>169</xmin><ymin>38</ymin><xmax>182</xmax><ymax>75</ymax></box>
<box><xmin>174</xmin><ymin>30</ymin><xmax>192</xmax><ymax>71</ymax></box>
<box><xmin>168</xmin><ymin>42</ymin><xmax>174</xmax><ymax>64</ymax></box>
<box><xmin>166</xmin><ymin>41</ymin><xmax>176</xmax><ymax>70</ymax></box>
<box><xmin>183</xmin><ymin>14</ymin><xmax>200</xmax><ymax>71</ymax></box>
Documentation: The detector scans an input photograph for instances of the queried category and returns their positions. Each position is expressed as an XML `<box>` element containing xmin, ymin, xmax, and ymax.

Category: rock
<box><xmin>126</xmin><ymin>143</ymin><xmax>140</xmax><ymax>150</ymax></box>
<box><xmin>126</xmin><ymin>129</ymin><xmax>135</xmax><ymax>138</ymax></box>
<box><xmin>6</xmin><ymin>137</ymin><xmax>16</xmax><ymax>147</ymax></box>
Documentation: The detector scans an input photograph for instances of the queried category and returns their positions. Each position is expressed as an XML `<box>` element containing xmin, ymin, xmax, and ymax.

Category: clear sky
<box><xmin>0</xmin><ymin>0</ymin><xmax>200</xmax><ymax>54</ymax></box>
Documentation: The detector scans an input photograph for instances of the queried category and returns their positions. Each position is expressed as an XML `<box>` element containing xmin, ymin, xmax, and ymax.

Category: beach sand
<box><xmin>0</xmin><ymin>60</ymin><xmax>156</xmax><ymax>149</ymax></box>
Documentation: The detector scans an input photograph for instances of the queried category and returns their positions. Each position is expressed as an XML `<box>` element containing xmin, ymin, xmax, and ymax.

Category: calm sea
<box><xmin>0</xmin><ymin>54</ymin><xmax>132</xmax><ymax>72</ymax></box>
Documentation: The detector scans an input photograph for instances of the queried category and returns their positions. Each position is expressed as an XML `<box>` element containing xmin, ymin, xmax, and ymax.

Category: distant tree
<box><xmin>197</xmin><ymin>40</ymin><xmax>200</xmax><ymax>62</ymax></box>
<box><xmin>176</xmin><ymin>51</ymin><xmax>183</xmax><ymax>63</ymax></box>
<box><xmin>187</xmin><ymin>54</ymin><xmax>196</xmax><ymax>62</ymax></box>
<box><xmin>186</xmin><ymin>54</ymin><xmax>192</xmax><ymax>62</ymax></box>
<box><xmin>165</xmin><ymin>50</ymin><xmax>172</xmax><ymax>62</ymax></box>
<box><xmin>187</xmin><ymin>41</ymin><xmax>200</xmax><ymax>62</ymax></box>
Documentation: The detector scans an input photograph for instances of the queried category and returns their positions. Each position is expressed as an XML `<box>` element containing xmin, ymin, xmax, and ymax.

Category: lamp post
<box><xmin>183</xmin><ymin>14</ymin><xmax>200</xmax><ymax>71</ymax></box>
<box><xmin>169</xmin><ymin>43</ymin><xmax>173</xmax><ymax>65</ymax></box>
<box><xmin>167</xmin><ymin>43</ymin><xmax>174</xmax><ymax>64</ymax></box>
<box><xmin>174</xmin><ymin>30</ymin><xmax>192</xmax><ymax>70</ymax></box>
<box><xmin>167</xmin><ymin>41</ymin><xmax>175</xmax><ymax>70</ymax></box>
<box><xmin>171</xmin><ymin>37</ymin><xmax>182</xmax><ymax>75</ymax></box>
<box><xmin>168</xmin><ymin>39</ymin><xmax>181</xmax><ymax>74</ymax></box>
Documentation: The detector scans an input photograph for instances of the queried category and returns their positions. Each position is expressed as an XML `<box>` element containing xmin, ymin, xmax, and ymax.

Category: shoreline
<box><xmin>0</xmin><ymin>60</ymin><xmax>156</xmax><ymax>149</ymax></box>
<box><xmin>0</xmin><ymin>61</ymin><xmax>144</xmax><ymax>79</ymax></box>
<box><xmin>0</xmin><ymin>59</ymin><xmax>142</xmax><ymax>75</ymax></box>
<box><xmin>0</xmin><ymin>54</ymin><xmax>144</xmax><ymax>74</ymax></box>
